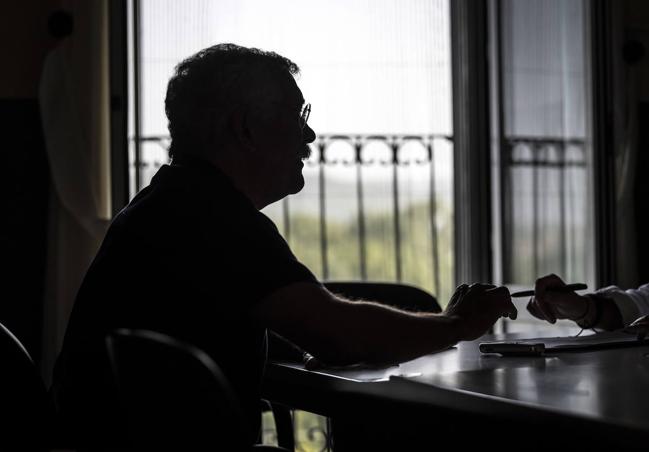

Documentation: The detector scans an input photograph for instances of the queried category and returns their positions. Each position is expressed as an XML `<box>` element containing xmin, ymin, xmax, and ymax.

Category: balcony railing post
<box><xmin>355</xmin><ymin>137</ymin><xmax>367</xmax><ymax>281</ymax></box>
<box><xmin>558</xmin><ymin>142</ymin><xmax>567</xmax><ymax>279</ymax></box>
<box><xmin>428</xmin><ymin>137</ymin><xmax>441</xmax><ymax>296</ymax></box>
<box><xmin>391</xmin><ymin>136</ymin><xmax>402</xmax><ymax>282</ymax></box>
<box><xmin>319</xmin><ymin>138</ymin><xmax>329</xmax><ymax>280</ymax></box>
<box><xmin>532</xmin><ymin>142</ymin><xmax>539</xmax><ymax>279</ymax></box>
<box><xmin>282</xmin><ymin>196</ymin><xmax>290</xmax><ymax>245</ymax></box>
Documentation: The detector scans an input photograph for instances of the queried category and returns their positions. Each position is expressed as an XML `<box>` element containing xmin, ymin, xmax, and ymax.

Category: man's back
<box><xmin>51</xmin><ymin>159</ymin><xmax>316</xmax><ymax>445</ymax></box>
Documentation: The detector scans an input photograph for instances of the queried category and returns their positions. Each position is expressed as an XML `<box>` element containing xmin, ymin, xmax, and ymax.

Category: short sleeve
<box><xmin>201</xmin><ymin>206</ymin><xmax>318</xmax><ymax>307</ymax></box>
<box><xmin>145</xmin><ymin>165</ymin><xmax>320</xmax><ymax>310</ymax></box>
<box><xmin>236</xmin><ymin>212</ymin><xmax>318</xmax><ymax>303</ymax></box>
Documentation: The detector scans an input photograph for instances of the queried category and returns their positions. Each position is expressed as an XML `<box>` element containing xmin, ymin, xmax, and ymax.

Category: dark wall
<box><xmin>0</xmin><ymin>1</ymin><xmax>58</xmax><ymax>363</ymax></box>
<box><xmin>0</xmin><ymin>100</ymin><xmax>49</xmax><ymax>363</ymax></box>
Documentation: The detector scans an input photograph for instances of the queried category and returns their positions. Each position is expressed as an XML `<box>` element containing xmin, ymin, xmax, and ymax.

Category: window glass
<box><xmin>496</xmin><ymin>0</ymin><xmax>594</xmax><ymax>331</ymax></box>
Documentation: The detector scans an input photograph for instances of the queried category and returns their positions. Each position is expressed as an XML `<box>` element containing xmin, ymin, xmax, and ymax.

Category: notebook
<box><xmin>479</xmin><ymin>330</ymin><xmax>649</xmax><ymax>356</ymax></box>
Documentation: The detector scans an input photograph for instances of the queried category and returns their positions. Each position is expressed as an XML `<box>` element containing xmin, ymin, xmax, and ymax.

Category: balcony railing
<box><xmin>502</xmin><ymin>136</ymin><xmax>589</xmax><ymax>286</ymax></box>
<box><xmin>134</xmin><ymin>133</ymin><xmax>590</xmax><ymax>298</ymax></box>
<box><xmin>134</xmin><ymin>134</ymin><xmax>455</xmax><ymax>302</ymax></box>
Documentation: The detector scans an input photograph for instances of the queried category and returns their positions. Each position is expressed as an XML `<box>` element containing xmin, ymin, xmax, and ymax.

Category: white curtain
<box><xmin>39</xmin><ymin>0</ymin><xmax>111</xmax><ymax>385</ymax></box>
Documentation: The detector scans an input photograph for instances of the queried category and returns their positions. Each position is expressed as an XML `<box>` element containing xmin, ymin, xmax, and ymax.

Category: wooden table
<box><xmin>263</xmin><ymin>331</ymin><xmax>649</xmax><ymax>450</ymax></box>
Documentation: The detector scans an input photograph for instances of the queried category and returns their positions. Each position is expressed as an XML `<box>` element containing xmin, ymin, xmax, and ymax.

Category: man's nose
<box><xmin>303</xmin><ymin>124</ymin><xmax>316</xmax><ymax>143</ymax></box>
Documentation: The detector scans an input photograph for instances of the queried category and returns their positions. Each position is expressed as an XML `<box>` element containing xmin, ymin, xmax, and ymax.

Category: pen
<box><xmin>510</xmin><ymin>283</ymin><xmax>587</xmax><ymax>298</ymax></box>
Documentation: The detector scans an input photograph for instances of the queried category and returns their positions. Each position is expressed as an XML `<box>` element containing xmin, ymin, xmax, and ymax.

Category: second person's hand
<box><xmin>526</xmin><ymin>274</ymin><xmax>589</xmax><ymax>324</ymax></box>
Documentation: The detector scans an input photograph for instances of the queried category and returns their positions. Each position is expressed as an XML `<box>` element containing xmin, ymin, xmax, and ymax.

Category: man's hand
<box><xmin>444</xmin><ymin>283</ymin><xmax>517</xmax><ymax>341</ymax></box>
<box><xmin>526</xmin><ymin>274</ymin><xmax>589</xmax><ymax>324</ymax></box>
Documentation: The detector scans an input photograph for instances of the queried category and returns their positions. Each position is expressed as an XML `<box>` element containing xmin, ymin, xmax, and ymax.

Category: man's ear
<box><xmin>231</xmin><ymin>106</ymin><xmax>256</xmax><ymax>152</ymax></box>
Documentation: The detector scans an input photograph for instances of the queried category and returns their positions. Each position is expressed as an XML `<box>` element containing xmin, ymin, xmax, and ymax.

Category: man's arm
<box><xmin>252</xmin><ymin>282</ymin><xmax>516</xmax><ymax>367</ymax></box>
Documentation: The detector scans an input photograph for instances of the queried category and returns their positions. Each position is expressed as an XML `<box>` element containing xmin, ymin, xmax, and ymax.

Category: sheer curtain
<box><xmin>39</xmin><ymin>0</ymin><xmax>111</xmax><ymax>384</ymax></box>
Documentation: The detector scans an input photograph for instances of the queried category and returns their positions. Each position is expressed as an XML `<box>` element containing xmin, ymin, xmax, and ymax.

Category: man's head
<box><xmin>165</xmin><ymin>43</ymin><xmax>316</xmax><ymax>207</ymax></box>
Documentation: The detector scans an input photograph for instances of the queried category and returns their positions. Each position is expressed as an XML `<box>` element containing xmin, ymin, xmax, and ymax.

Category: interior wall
<box><xmin>0</xmin><ymin>1</ymin><xmax>59</xmax><ymax>363</ymax></box>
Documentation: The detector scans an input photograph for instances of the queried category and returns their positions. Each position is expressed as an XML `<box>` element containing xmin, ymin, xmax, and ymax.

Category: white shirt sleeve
<box><xmin>595</xmin><ymin>284</ymin><xmax>649</xmax><ymax>325</ymax></box>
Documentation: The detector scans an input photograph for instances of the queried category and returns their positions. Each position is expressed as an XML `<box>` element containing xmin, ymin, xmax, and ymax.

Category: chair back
<box><xmin>0</xmin><ymin>321</ymin><xmax>54</xmax><ymax>449</ymax></box>
<box><xmin>324</xmin><ymin>281</ymin><xmax>442</xmax><ymax>313</ymax></box>
<box><xmin>106</xmin><ymin>328</ymin><xmax>248</xmax><ymax>449</ymax></box>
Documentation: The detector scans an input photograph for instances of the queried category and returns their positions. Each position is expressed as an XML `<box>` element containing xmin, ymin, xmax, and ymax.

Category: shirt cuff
<box><xmin>595</xmin><ymin>285</ymin><xmax>641</xmax><ymax>326</ymax></box>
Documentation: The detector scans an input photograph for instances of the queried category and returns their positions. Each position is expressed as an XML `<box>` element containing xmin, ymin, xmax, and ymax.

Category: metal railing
<box><xmin>134</xmin><ymin>134</ymin><xmax>454</xmax><ymax>300</ymax></box>
<box><xmin>134</xmin><ymin>133</ymin><xmax>590</xmax><ymax>294</ymax></box>
<box><xmin>501</xmin><ymin>136</ymin><xmax>589</xmax><ymax>285</ymax></box>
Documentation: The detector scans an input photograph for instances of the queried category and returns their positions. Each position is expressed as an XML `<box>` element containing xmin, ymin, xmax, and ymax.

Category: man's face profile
<box><xmin>245</xmin><ymin>72</ymin><xmax>316</xmax><ymax>204</ymax></box>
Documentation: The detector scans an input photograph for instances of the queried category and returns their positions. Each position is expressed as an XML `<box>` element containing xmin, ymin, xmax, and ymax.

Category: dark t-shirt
<box><xmin>50</xmin><ymin>160</ymin><xmax>317</xmax><ymax>445</ymax></box>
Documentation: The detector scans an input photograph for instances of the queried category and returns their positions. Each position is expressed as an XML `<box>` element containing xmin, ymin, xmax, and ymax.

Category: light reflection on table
<box><xmin>396</xmin><ymin>331</ymin><xmax>649</xmax><ymax>432</ymax></box>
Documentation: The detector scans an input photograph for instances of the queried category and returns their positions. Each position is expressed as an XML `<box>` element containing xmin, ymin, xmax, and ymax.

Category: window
<box><xmin>124</xmin><ymin>0</ymin><xmax>607</xmax><ymax>330</ymax></box>
<box><xmin>490</xmin><ymin>0</ymin><xmax>596</xmax><ymax>331</ymax></box>
<box><xmin>129</xmin><ymin>0</ymin><xmax>455</xmax><ymax>302</ymax></box>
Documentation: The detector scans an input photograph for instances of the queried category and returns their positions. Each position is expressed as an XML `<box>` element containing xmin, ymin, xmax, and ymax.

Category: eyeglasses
<box><xmin>299</xmin><ymin>103</ymin><xmax>311</xmax><ymax>131</ymax></box>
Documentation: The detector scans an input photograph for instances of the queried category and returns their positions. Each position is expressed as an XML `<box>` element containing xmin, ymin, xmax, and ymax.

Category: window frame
<box><xmin>450</xmin><ymin>0</ymin><xmax>493</xmax><ymax>285</ymax></box>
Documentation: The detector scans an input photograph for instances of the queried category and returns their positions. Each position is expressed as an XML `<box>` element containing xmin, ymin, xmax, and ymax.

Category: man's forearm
<box><xmin>254</xmin><ymin>282</ymin><xmax>477</xmax><ymax>368</ymax></box>
<box><xmin>317</xmin><ymin>299</ymin><xmax>464</xmax><ymax>366</ymax></box>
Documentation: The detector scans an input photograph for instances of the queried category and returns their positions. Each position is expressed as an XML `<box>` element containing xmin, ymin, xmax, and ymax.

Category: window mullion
<box><xmin>451</xmin><ymin>0</ymin><xmax>493</xmax><ymax>285</ymax></box>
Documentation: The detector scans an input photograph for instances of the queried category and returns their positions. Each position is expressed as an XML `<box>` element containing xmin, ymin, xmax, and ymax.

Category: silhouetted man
<box><xmin>51</xmin><ymin>43</ymin><xmax>517</xmax><ymax>448</ymax></box>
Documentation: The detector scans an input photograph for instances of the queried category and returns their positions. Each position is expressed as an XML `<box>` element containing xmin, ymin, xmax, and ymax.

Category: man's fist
<box><xmin>445</xmin><ymin>283</ymin><xmax>517</xmax><ymax>341</ymax></box>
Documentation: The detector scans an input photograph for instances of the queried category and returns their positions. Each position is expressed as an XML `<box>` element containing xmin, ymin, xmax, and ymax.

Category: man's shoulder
<box><xmin>114</xmin><ymin>165</ymin><xmax>281</xmax><ymax>244</ymax></box>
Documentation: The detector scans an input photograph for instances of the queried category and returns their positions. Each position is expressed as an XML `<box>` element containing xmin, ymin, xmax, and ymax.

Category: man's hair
<box><xmin>165</xmin><ymin>43</ymin><xmax>300</xmax><ymax>160</ymax></box>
